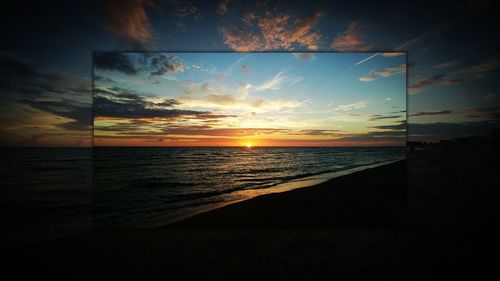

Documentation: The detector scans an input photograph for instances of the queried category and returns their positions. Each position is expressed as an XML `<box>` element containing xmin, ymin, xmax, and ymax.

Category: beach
<box><xmin>4</xmin><ymin>160</ymin><xmax>406</xmax><ymax>280</ymax></box>
<box><xmin>4</xmin><ymin>145</ymin><xmax>500</xmax><ymax>279</ymax></box>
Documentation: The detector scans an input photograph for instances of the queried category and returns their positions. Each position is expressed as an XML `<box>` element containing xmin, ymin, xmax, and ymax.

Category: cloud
<box><xmin>408</xmin><ymin>74</ymin><xmax>446</xmax><ymax>93</ymax></box>
<box><xmin>219</xmin><ymin>11</ymin><xmax>322</xmax><ymax>51</ymax></box>
<box><xmin>149</xmin><ymin>54</ymin><xmax>185</xmax><ymax>75</ymax></box>
<box><xmin>101</xmin><ymin>0</ymin><xmax>157</xmax><ymax>48</ymax></box>
<box><xmin>217</xmin><ymin>0</ymin><xmax>229</xmax><ymax>15</ymax></box>
<box><xmin>94</xmin><ymin>53</ymin><xmax>187</xmax><ymax>76</ymax></box>
<box><xmin>167</xmin><ymin>0</ymin><xmax>201</xmax><ymax>18</ymax></box>
<box><xmin>331</xmin><ymin>21</ymin><xmax>372</xmax><ymax>51</ymax></box>
<box><xmin>371</xmin><ymin>121</ymin><xmax>406</xmax><ymax>131</ymax></box>
<box><xmin>20</xmin><ymin>98</ymin><xmax>92</xmax><ymax>131</ymax></box>
<box><xmin>0</xmin><ymin>53</ymin><xmax>92</xmax><ymax>132</ymax></box>
<box><xmin>369</xmin><ymin>114</ymin><xmax>404</xmax><ymax>121</ymax></box>
<box><xmin>407</xmin><ymin>106</ymin><xmax>500</xmax><ymax>122</ymax></box>
<box><xmin>442</xmin><ymin>78</ymin><xmax>463</xmax><ymax>86</ymax></box>
<box><xmin>432</xmin><ymin>59</ymin><xmax>461</xmax><ymax>69</ymax></box>
<box><xmin>94</xmin><ymin>52</ymin><xmax>137</xmax><ymax>74</ymax></box>
<box><xmin>255</xmin><ymin>71</ymin><xmax>286</xmax><ymax>90</ymax></box>
<box><xmin>292</xmin><ymin>53</ymin><xmax>314</xmax><ymax>61</ymax></box>
<box><xmin>333</xmin><ymin>130</ymin><xmax>406</xmax><ymax>145</ymax></box>
<box><xmin>292</xmin><ymin>129</ymin><xmax>342</xmax><ymax>136</ymax></box>
<box><xmin>394</xmin><ymin>21</ymin><xmax>455</xmax><ymax>51</ymax></box>
<box><xmin>409</xmin><ymin>110</ymin><xmax>452</xmax><ymax>117</ymax></box>
<box><xmin>484</xmin><ymin>94</ymin><xmax>496</xmax><ymax>101</ymax></box>
<box><xmin>255</xmin><ymin>71</ymin><xmax>302</xmax><ymax>91</ymax></box>
<box><xmin>334</xmin><ymin>100</ymin><xmax>369</xmax><ymax>111</ymax></box>
<box><xmin>180</xmin><ymin>95</ymin><xmax>307</xmax><ymax>113</ymax></box>
<box><xmin>408</xmin><ymin>121</ymin><xmax>500</xmax><ymax>142</ymax></box>
<box><xmin>201</xmin><ymin>83</ymin><xmax>210</xmax><ymax>91</ymax></box>
<box><xmin>381</xmin><ymin>53</ymin><xmax>405</xmax><ymax>57</ymax></box>
<box><xmin>359</xmin><ymin>64</ymin><xmax>406</xmax><ymax>82</ymax></box>
<box><xmin>94</xmin><ymin>87</ymin><xmax>205</xmax><ymax>119</ymax></box>
<box><xmin>454</xmin><ymin>56</ymin><xmax>500</xmax><ymax>78</ymax></box>
<box><xmin>240</xmin><ymin>64</ymin><xmax>250</xmax><ymax>74</ymax></box>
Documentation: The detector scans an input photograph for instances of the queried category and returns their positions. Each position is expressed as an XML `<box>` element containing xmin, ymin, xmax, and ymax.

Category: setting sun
<box><xmin>246</xmin><ymin>143</ymin><xmax>252</xmax><ymax>148</ymax></box>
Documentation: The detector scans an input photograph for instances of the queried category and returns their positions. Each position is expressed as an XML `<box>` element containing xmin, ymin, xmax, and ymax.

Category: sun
<box><xmin>246</xmin><ymin>142</ymin><xmax>252</xmax><ymax>148</ymax></box>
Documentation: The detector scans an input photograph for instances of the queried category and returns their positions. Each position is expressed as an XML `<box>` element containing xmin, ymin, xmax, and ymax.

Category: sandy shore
<box><xmin>4</xmin><ymin>160</ymin><xmax>407</xmax><ymax>280</ymax></box>
<box><xmin>167</xmin><ymin>160</ymin><xmax>406</xmax><ymax>229</ymax></box>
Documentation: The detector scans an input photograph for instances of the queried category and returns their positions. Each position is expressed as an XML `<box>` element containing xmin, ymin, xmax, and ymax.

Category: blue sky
<box><xmin>93</xmin><ymin>52</ymin><xmax>406</xmax><ymax>146</ymax></box>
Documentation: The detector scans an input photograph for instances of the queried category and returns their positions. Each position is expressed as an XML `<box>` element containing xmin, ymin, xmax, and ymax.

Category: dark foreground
<box><xmin>3</xmin><ymin>145</ymin><xmax>500</xmax><ymax>280</ymax></box>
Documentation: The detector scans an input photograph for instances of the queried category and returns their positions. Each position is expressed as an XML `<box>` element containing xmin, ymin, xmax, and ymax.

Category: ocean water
<box><xmin>94</xmin><ymin>147</ymin><xmax>406</xmax><ymax>227</ymax></box>
<box><xmin>0</xmin><ymin>148</ymin><xmax>92</xmax><ymax>244</ymax></box>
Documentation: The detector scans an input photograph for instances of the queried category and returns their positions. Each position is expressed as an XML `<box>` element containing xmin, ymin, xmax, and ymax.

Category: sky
<box><xmin>93</xmin><ymin>52</ymin><xmax>406</xmax><ymax>146</ymax></box>
<box><xmin>0</xmin><ymin>0</ymin><xmax>499</xmax><ymax>146</ymax></box>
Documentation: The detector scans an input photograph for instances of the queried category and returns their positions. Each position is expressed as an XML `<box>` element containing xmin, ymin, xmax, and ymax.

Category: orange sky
<box><xmin>94</xmin><ymin>137</ymin><xmax>405</xmax><ymax>147</ymax></box>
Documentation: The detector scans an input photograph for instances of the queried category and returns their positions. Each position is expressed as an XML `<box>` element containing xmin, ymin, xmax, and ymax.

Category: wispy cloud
<box><xmin>255</xmin><ymin>71</ymin><xmax>302</xmax><ymax>91</ymax></box>
<box><xmin>369</xmin><ymin>114</ymin><xmax>404</xmax><ymax>121</ymax></box>
<box><xmin>331</xmin><ymin>21</ymin><xmax>372</xmax><ymax>51</ymax></box>
<box><xmin>408</xmin><ymin>74</ymin><xmax>446</xmax><ymax>93</ymax></box>
<box><xmin>334</xmin><ymin>100</ymin><xmax>369</xmax><ymax>111</ymax></box>
<box><xmin>394</xmin><ymin>21</ymin><xmax>455</xmax><ymax>51</ymax></box>
<box><xmin>432</xmin><ymin>59</ymin><xmax>461</xmax><ymax>69</ymax></box>
<box><xmin>359</xmin><ymin>64</ymin><xmax>406</xmax><ymax>82</ymax></box>
<box><xmin>354</xmin><ymin>21</ymin><xmax>454</xmax><ymax>66</ymax></box>
<box><xmin>454</xmin><ymin>55</ymin><xmax>500</xmax><ymax>78</ymax></box>
<box><xmin>442</xmin><ymin>78</ymin><xmax>463</xmax><ymax>86</ymax></box>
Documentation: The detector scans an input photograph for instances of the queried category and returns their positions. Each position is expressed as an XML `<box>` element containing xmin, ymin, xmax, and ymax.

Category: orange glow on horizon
<box><xmin>93</xmin><ymin>137</ymin><xmax>405</xmax><ymax>147</ymax></box>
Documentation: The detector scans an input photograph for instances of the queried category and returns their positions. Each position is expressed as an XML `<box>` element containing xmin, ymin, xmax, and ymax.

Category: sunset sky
<box><xmin>93</xmin><ymin>52</ymin><xmax>406</xmax><ymax>146</ymax></box>
<box><xmin>0</xmin><ymin>0</ymin><xmax>499</xmax><ymax>146</ymax></box>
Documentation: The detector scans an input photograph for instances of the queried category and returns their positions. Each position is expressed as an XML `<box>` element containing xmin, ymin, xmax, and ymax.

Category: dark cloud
<box><xmin>0</xmin><ymin>53</ymin><xmax>92</xmax><ymax>132</ymax></box>
<box><xmin>94</xmin><ymin>52</ymin><xmax>137</xmax><ymax>74</ymax></box>
<box><xmin>334</xmin><ymin>130</ymin><xmax>406</xmax><ymax>144</ymax></box>
<box><xmin>101</xmin><ymin>0</ymin><xmax>156</xmax><ymax>48</ymax></box>
<box><xmin>94</xmin><ymin>87</ymin><xmax>205</xmax><ymax>119</ymax></box>
<box><xmin>149</xmin><ymin>54</ymin><xmax>185</xmax><ymax>75</ymax></box>
<box><xmin>408</xmin><ymin>121</ymin><xmax>500</xmax><ymax>142</ymax></box>
<box><xmin>409</xmin><ymin>110</ymin><xmax>452</xmax><ymax>117</ymax></box>
<box><xmin>20</xmin><ymin>98</ymin><xmax>92</xmax><ymax>131</ymax></box>
<box><xmin>371</xmin><ymin>121</ymin><xmax>406</xmax><ymax>131</ymax></box>
<box><xmin>167</xmin><ymin>0</ymin><xmax>201</xmax><ymax>18</ymax></box>
<box><xmin>369</xmin><ymin>114</ymin><xmax>404</xmax><ymax>121</ymax></box>
<box><xmin>0</xmin><ymin>52</ymin><xmax>37</xmax><ymax>79</ymax></box>
<box><xmin>217</xmin><ymin>0</ymin><xmax>229</xmax><ymax>15</ymax></box>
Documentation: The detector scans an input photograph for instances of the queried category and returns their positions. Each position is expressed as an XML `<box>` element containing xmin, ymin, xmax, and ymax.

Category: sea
<box><xmin>1</xmin><ymin>147</ymin><xmax>405</xmax><ymax>243</ymax></box>
<box><xmin>93</xmin><ymin>147</ymin><xmax>406</xmax><ymax>227</ymax></box>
